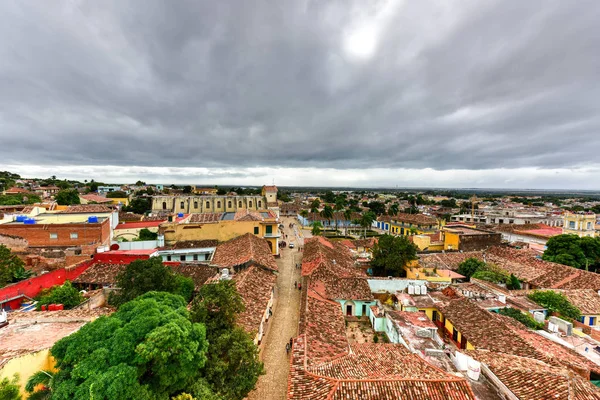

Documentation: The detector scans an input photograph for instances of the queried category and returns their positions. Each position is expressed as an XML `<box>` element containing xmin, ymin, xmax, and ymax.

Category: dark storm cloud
<box><xmin>1</xmin><ymin>0</ymin><xmax>599</xmax><ymax>171</ymax></box>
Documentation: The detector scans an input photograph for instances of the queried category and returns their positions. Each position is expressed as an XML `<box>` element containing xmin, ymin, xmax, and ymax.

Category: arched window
<box><xmin>194</xmin><ymin>201</ymin><xmax>198</xmax><ymax>208</ymax></box>
<box><xmin>228</xmin><ymin>201</ymin><xmax>232</xmax><ymax>208</ymax></box>
<box><xmin>217</xmin><ymin>201</ymin><xmax>221</xmax><ymax>208</ymax></box>
<box><xmin>162</xmin><ymin>202</ymin><xmax>167</xmax><ymax>210</ymax></box>
<box><xmin>206</xmin><ymin>201</ymin><xmax>210</xmax><ymax>208</ymax></box>
<box><xmin>239</xmin><ymin>201</ymin><xmax>243</xmax><ymax>207</ymax></box>
<box><xmin>180</xmin><ymin>201</ymin><xmax>184</xmax><ymax>208</ymax></box>
<box><xmin>258</xmin><ymin>200</ymin><xmax>262</xmax><ymax>208</ymax></box>
<box><xmin>249</xmin><ymin>201</ymin><xmax>252</xmax><ymax>208</ymax></box>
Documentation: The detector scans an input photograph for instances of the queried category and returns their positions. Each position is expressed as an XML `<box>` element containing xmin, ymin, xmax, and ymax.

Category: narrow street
<box><xmin>247</xmin><ymin>217</ymin><xmax>305</xmax><ymax>400</ymax></box>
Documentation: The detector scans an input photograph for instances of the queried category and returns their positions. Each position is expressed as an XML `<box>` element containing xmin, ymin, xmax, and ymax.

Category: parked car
<box><xmin>289</xmin><ymin>242</ymin><xmax>295</xmax><ymax>248</ymax></box>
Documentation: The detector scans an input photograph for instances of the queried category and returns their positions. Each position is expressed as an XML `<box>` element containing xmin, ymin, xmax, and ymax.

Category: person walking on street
<box><xmin>286</xmin><ymin>343</ymin><xmax>290</xmax><ymax>354</ymax></box>
<box><xmin>294</xmin><ymin>281</ymin><xmax>297</xmax><ymax>289</ymax></box>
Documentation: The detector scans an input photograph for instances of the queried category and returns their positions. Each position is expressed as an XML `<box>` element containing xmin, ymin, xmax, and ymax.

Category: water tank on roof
<box><xmin>88</xmin><ymin>216</ymin><xmax>98</xmax><ymax>223</ymax></box>
<box><xmin>421</xmin><ymin>285</ymin><xmax>427</xmax><ymax>295</ymax></box>
<box><xmin>177</xmin><ymin>213</ymin><xmax>184</xmax><ymax>218</ymax></box>
<box><xmin>414</xmin><ymin>285</ymin><xmax>421</xmax><ymax>295</ymax></box>
<box><xmin>15</xmin><ymin>215</ymin><xmax>26</xmax><ymax>222</ymax></box>
<box><xmin>24</xmin><ymin>218</ymin><xmax>36</xmax><ymax>224</ymax></box>
<box><xmin>408</xmin><ymin>285</ymin><xmax>415</xmax><ymax>295</ymax></box>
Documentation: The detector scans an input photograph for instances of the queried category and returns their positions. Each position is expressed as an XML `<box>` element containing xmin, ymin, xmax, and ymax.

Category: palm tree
<box><xmin>311</xmin><ymin>221</ymin><xmax>323</xmax><ymax>236</ymax></box>
<box><xmin>320</xmin><ymin>205</ymin><xmax>334</xmax><ymax>234</ymax></box>
<box><xmin>360</xmin><ymin>212</ymin><xmax>376</xmax><ymax>239</ymax></box>
<box><xmin>343</xmin><ymin>209</ymin><xmax>353</xmax><ymax>236</ymax></box>
<box><xmin>26</xmin><ymin>370</ymin><xmax>54</xmax><ymax>400</ymax></box>
<box><xmin>389</xmin><ymin>204</ymin><xmax>399</xmax><ymax>216</ymax></box>
<box><xmin>299</xmin><ymin>209</ymin><xmax>309</xmax><ymax>226</ymax></box>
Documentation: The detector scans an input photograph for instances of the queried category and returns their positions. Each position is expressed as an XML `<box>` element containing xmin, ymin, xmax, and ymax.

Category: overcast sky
<box><xmin>1</xmin><ymin>1</ymin><xmax>600</xmax><ymax>189</ymax></box>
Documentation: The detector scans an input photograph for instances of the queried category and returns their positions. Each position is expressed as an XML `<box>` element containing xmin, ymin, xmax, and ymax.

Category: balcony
<box><xmin>263</xmin><ymin>232</ymin><xmax>281</xmax><ymax>238</ymax></box>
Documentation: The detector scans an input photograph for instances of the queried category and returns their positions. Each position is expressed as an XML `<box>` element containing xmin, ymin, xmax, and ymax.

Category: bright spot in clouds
<box><xmin>344</xmin><ymin>26</ymin><xmax>378</xmax><ymax>59</ymax></box>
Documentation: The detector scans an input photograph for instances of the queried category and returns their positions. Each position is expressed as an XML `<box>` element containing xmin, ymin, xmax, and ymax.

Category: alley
<box><xmin>247</xmin><ymin>217</ymin><xmax>305</xmax><ymax>400</ymax></box>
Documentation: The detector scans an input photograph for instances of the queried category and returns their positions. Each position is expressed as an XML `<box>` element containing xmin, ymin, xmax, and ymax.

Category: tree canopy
<box><xmin>110</xmin><ymin>257</ymin><xmax>194</xmax><ymax>307</ymax></box>
<box><xmin>190</xmin><ymin>281</ymin><xmax>263</xmax><ymax>400</ymax></box>
<box><xmin>55</xmin><ymin>189</ymin><xmax>80</xmax><ymax>205</ymax></box>
<box><xmin>105</xmin><ymin>191</ymin><xmax>127</xmax><ymax>198</ymax></box>
<box><xmin>50</xmin><ymin>292</ymin><xmax>213</xmax><ymax>400</ymax></box>
<box><xmin>123</xmin><ymin>197</ymin><xmax>151</xmax><ymax>215</ymax></box>
<box><xmin>138</xmin><ymin>228</ymin><xmax>158</xmax><ymax>241</ymax></box>
<box><xmin>457</xmin><ymin>258</ymin><xmax>486</xmax><ymax>279</ymax></box>
<box><xmin>370</xmin><ymin>234</ymin><xmax>418</xmax><ymax>276</ymax></box>
<box><xmin>543</xmin><ymin>234</ymin><xmax>600</xmax><ymax>271</ymax></box>
<box><xmin>0</xmin><ymin>244</ymin><xmax>30</xmax><ymax>288</ymax></box>
<box><xmin>0</xmin><ymin>374</ymin><xmax>21</xmax><ymax>400</ymax></box>
<box><xmin>37</xmin><ymin>280</ymin><xmax>84</xmax><ymax>310</ymax></box>
<box><xmin>528</xmin><ymin>290</ymin><xmax>581</xmax><ymax>321</ymax></box>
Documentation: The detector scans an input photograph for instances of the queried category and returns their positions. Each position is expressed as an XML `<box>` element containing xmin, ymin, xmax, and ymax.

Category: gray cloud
<box><xmin>1</xmin><ymin>0</ymin><xmax>600</xmax><ymax>180</ymax></box>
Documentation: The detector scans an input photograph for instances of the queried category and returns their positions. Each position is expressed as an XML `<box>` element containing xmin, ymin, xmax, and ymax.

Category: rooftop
<box><xmin>234</xmin><ymin>265</ymin><xmax>277</xmax><ymax>335</ymax></box>
<box><xmin>211</xmin><ymin>233</ymin><xmax>278</xmax><ymax>271</ymax></box>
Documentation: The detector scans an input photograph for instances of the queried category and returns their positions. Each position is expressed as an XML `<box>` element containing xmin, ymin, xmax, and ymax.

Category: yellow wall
<box><xmin>418</xmin><ymin>307</ymin><xmax>436</xmax><ymax>320</ymax></box>
<box><xmin>403</xmin><ymin>266</ymin><xmax>452</xmax><ymax>283</ymax></box>
<box><xmin>32</xmin><ymin>212</ymin><xmax>113</xmax><ymax>224</ymax></box>
<box><xmin>0</xmin><ymin>350</ymin><xmax>55</xmax><ymax>396</ymax></box>
<box><xmin>442</xmin><ymin>316</ymin><xmax>474</xmax><ymax>350</ymax></box>
<box><xmin>162</xmin><ymin>220</ymin><xmax>279</xmax><ymax>254</ymax></box>
<box><xmin>444</xmin><ymin>231</ymin><xmax>460</xmax><ymax>250</ymax></box>
<box><xmin>582</xmin><ymin>314</ymin><xmax>600</xmax><ymax>326</ymax></box>
<box><xmin>108</xmin><ymin>197</ymin><xmax>129</xmax><ymax>206</ymax></box>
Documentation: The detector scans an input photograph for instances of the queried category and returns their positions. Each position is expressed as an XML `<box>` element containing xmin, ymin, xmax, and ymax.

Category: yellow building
<box><xmin>192</xmin><ymin>186</ymin><xmax>218</xmax><ymax>195</ymax></box>
<box><xmin>389</xmin><ymin>213</ymin><xmax>440</xmax><ymax>236</ymax></box>
<box><xmin>403</xmin><ymin>261</ymin><xmax>455</xmax><ymax>283</ymax></box>
<box><xmin>0</xmin><ymin>310</ymin><xmax>109</xmax><ymax>396</ymax></box>
<box><xmin>563</xmin><ymin>212</ymin><xmax>597</xmax><ymax>237</ymax></box>
<box><xmin>160</xmin><ymin>210</ymin><xmax>281</xmax><ymax>255</ymax></box>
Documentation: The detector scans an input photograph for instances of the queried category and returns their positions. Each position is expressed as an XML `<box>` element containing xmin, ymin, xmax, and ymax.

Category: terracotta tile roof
<box><xmin>188</xmin><ymin>213</ymin><xmax>224</xmax><ymax>223</ymax></box>
<box><xmin>339</xmin><ymin>239</ymin><xmax>356</xmax><ymax>249</ymax></box>
<box><xmin>352</xmin><ymin>238</ymin><xmax>376</xmax><ymax>249</ymax></box>
<box><xmin>233</xmin><ymin>209</ymin><xmax>278</xmax><ymax>221</ymax></box>
<box><xmin>73</xmin><ymin>263</ymin><xmax>124</xmax><ymax>285</ymax></box>
<box><xmin>61</xmin><ymin>204</ymin><xmax>113</xmax><ymax>213</ymax></box>
<box><xmin>302</xmin><ymin>237</ymin><xmax>371</xmax><ymax>300</ymax></box>
<box><xmin>419</xmin><ymin>252</ymin><xmax>484</xmax><ymax>271</ymax></box>
<box><xmin>170</xmin><ymin>240</ymin><xmax>218</xmax><ymax>249</ymax></box>
<box><xmin>440</xmin><ymin>298</ymin><xmax>600</xmax><ymax>377</ymax></box>
<box><xmin>465</xmin><ymin>350</ymin><xmax>600</xmax><ymax>400</ymax></box>
<box><xmin>4</xmin><ymin>187</ymin><xmax>30</xmax><ymax>194</ymax></box>
<box><xmin>301</xmin><ymin>290</ymin><xmax>349</xmax><ymax>365</ymax></box>
<box><xmin>262</xmin><ymin>185</ymin><xmax>278</xmax><ymax>192</ymax></box>
<box><xmin>392</xmin><ymin>213</ymin><xmax>438</xmax><ymax>226</ymax></box>
<box><xmin>233</xmin><ymin>265</ymin><xmax>276</xmax><ymax>335</ymax></box>
<box><xmin>80</xmin><ymin>194</ymin><xmax>113</xmax><ymax>204</ymax></box>
<box><xmin>173</xmin><ymin>264</ymin><xmax>218</xmax><ymax>290</ymax></box>
<box><xmin>119</xmin><ymin>212</ymin><xmax>143</xmax><ymax>221</ymax></box>
<box><xmin>211</xmin><ymin>233</ymin><xmax>278</xmax><ymax>271</ymax></box>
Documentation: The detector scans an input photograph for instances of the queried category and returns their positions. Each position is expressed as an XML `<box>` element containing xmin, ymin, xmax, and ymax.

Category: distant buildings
<box><xmin>563</xmin><ymin>212</ymin><xmax>597</xmax><ymax>237</ymax></box>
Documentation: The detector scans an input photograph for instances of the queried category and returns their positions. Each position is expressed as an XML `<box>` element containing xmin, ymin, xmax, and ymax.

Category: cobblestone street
<box><xmin>247</xmin><ymin>218</ymin><xmax>306</xmax><ymax>400</ymax></box>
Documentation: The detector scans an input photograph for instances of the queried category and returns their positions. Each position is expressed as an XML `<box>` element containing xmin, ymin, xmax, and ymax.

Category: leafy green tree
<box><xmin>366</xmin><ymin>201</ymin><xmax>386</xmax><ymax>216</ymax></box>
<box><xmin>106</xmin><ymin>191</ymin><xmax>127</xmax><ymax>198</ymax></box>
<box><xmin>320</xmin><ymin>205</ymin><xmax>334</xmax><ymax>232</ymax></box>
<box><xmin>135</xmin><ymin>180</ymin><xmax>146</xmax><ymax>186</ymax></box>
<box><xmin>440</xmin><ymin>199</ymin><xmax>457</xmax><ymax>208</ymax></box>
<box><xmin>138</xmin><ymin>228</ymin><xmax>158</xmax><ymax>241</ymax></box>
<box><xmin>457</xmin><ymin>258</ymin><xmax>486</xmax><ymax>279</ymax></box>
<box><xmin>498</xmin><ymin>307</ymin><xmax>544</xmax><ymax>330</ymax></box>
<box><xmin>110</xmin><ymin>257</ymin><xmax>194</xmax><ymax>307</ymax></box>
<box><xmin>310</xmin><ymin>199</ymin><xmax>320</xmax><ymax>212</ymax></box>
<box><xmin>322</xmin><ymin>191</ymin><xmax>336</xmax><ymax>203</ymax></box>
<box><xmin>278</xmin><ymin>192</ymin><xmax>292</xmax><ymax>202</ymax></box>
<box><xmin>388</xmin><ymin>204</ymin><xmax>399</xmax><ymax>216</ymax></box>
<box><xmin>123</xmin><ymin>197</ymin><xmax>151</xmax><ymax>215</ymax></box>
<box><xmin>55</xmin><ymin>189</ymin><xmax>80</xmax><ymax>205</ymax></box>
<box><xmin>311</xmin><ymin>221</ymin><xmax>323</xmax><ymax>236</ymax></box>
<box><xmin>343</xmin><ymin>209</ymin><xmax>353</xmax><ymax>236</ymax></box>
<box><xmin>506</xmin><ymin>274</ymin><xmax>521</xmax><ymax>290</ymax></box>
<box><xmin>50</xmin><ymin>292</ymin><xmax>212</xmax><ymax>400</ymax></box>
<box><xmin>37</xmin><ymin>281</ymin><xmax>84</xmax><ymax>310</ymax></box>
<box><xmin>0</xmin><ymin>244</ymin><xmax>28</xmax><ymax>288</ymax></box>
<box><xmin>299</xmin><ymin>209</ymin><xmax>308</xmax><ymax>224</ymax></box>
<box><xmin>0</xmin><ymin>374</ymin><xmax>21</xmax><ymax>400</ymax></box>
<box><xmin>183</xmin><ymin>185</ymin><xmax>193</xmax><ymax>194</ymax></box>
<box><xmin>360</xmin><ymin>211</ymin><xmax>376</xmax><ymax>238</ymax></box>
<box><xmin>528</xmin><ymin>290</ymin><xmax>581</xmax><ymax>321</ymax></box>
<box><xmin>191</xmin><ymin>281</ymin><xmax>263</xmax><ymax>400</ymax></box>
<box><xmin>542</xmin><ymin>234</ymin><xmax>600</xmax><ymax>270</ymax></box>
<box><xmin>25</xmin><ymin>369</ymin><xmax>54</xmax><ymax>400</ymax></box>
<box><xmin>371</xmin><ymin>234</ymin><xmax>418</xmax><ymax>276</ymax></box>
<box><xmin>88</xmin><ymin>181</ymin><xmax>99</xmax><ymax>193</ymax></box>
<box><xmin>471</xmin><ymin>269</ymin><xmax>508</xmax><ymax>284</ymax></box>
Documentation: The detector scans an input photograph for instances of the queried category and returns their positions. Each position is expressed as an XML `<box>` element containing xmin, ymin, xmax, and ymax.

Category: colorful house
<box><xmin>389</xmin><ymin>213</ymin><xmax>440</xmax><ymax>236</ymax></box>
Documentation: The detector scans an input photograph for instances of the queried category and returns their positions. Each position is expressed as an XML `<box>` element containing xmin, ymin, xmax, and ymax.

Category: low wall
<box><xmin>0</xmin><ymin>260</ymin><xmax>93</xmax><ymax>310</ymax></box>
